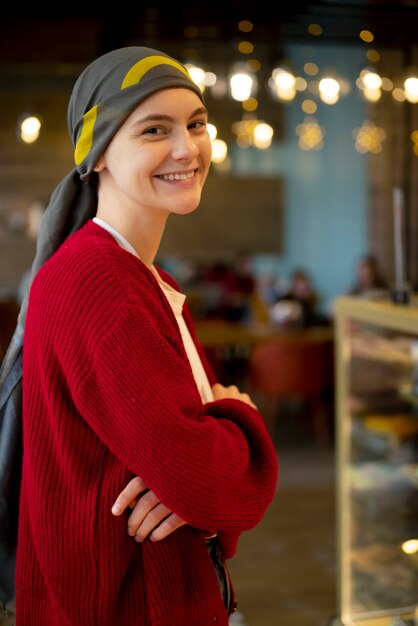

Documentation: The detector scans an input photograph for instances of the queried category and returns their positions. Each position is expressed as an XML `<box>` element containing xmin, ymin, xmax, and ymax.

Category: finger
<box><xmin>132</xmin><ymin>503</ymin><xmax>172</xmax><ymax>542</ymax></box>
<box><xmin>126</xmin><ymin>489</ymin><xmax>161</xmax><ymax>535</ymax></box>
<box><xmin>111</xmin><ymin>476</ymin><xmax>148</xmax><ymax>516</ymax></box>
<box><xmin>240</xmin><ymin>393</ymin><xmax>257</xmax><ymax>409</ymax></box>
<box><xmin>211</xmin><ymin>383</ymin><xmax>224</xmax><ymax>400</ymax></box>
<box><xmin>150</xmin><ymin>514</ymin><xmax>187</xmax><ymax>542</ymax></box>
<box><xmin>223</xmin><ymin>385</ymin><xmax>239</xmax><ymax>398</ymax></box>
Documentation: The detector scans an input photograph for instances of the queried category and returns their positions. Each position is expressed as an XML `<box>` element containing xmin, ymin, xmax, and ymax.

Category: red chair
<box><xmin>247</xmin><ymin>333</ymin><xmax>334</xmax><ymax>445</ymax></box>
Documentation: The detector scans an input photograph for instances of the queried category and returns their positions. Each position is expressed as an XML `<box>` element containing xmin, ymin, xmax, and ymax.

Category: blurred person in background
<box><xmin>270</xmin><ymin>268</ymin><xmax>326</xmax><ymax>328</ymax></box>
<box><xmin>348</xmin><ymin>254</ymin><xmax>389</xmax><ymax>299</ymax></box>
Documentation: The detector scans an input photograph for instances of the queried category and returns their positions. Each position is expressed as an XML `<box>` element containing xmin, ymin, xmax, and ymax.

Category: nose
<box><xmin>171</xmin><ymin>128</ymin><xmax>199</xmax><ymax>160</ymax></box>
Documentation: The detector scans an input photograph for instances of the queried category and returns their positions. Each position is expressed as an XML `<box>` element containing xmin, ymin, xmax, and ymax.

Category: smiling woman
<box><xmin>0</xmin><ymin>46</ymin><xmax>278</xmax><ymax>626</ymax></box>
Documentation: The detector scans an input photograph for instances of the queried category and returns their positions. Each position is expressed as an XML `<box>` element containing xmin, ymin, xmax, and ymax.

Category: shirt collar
<box><xmin>93</xmin><ymin>217</ymin><xmax>139</xmax><ymax>259</ymax></box>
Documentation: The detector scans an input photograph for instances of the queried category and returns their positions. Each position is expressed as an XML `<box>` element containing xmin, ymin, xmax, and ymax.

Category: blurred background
<box><xmin>0</xmin><ymin>5</ymin><xmax>417</xmax><ymax>626</ymax></box>
<box><xmin>0</xmin><ymin>5</ymin><xmax>417</xmax><ymax>313</ymax></box>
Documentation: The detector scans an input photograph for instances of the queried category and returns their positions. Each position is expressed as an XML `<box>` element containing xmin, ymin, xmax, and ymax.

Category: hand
<box><xmin>111</xmin><ymin>476</ymin><xmax>186</xmax><ymax>542</ymax></box>
<box><xmin>212</xmin><ymin>382</ymin><xmax>257</xmax><ymax>409</ymax></box>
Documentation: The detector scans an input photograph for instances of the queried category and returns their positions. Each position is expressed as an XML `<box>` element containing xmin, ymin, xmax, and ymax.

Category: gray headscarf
<box><xmin>0</xmin><ymin>46</ymin><xmax>204</xmax><ymax>603</ymax></box>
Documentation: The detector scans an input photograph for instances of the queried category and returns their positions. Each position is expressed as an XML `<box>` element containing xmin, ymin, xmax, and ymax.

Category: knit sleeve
<box><xmin>72</xmin><ymin>298</ymin><xmax>278</xmax><ymax>540</ymax></box>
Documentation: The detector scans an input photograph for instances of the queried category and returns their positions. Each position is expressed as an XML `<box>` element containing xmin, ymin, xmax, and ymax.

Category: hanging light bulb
<box><xmin>363</xmin><ymin>87</ymin><xmax>382</xmax><ymax>102</ymax></box>
<box><xmin>231</xmin><ymin>117</ymin><xmax>273</xmax><ymax>150</ymax></box>
<box><xmin>205</xmin><ymin>123</ymin><xmax>227</xmax><ymax>163</ymax></box>
<box><xmin>18</xmin><ymin>113</ymin><xmax>42</xmax><ymax>144</ymax></box>
<box><xmin>270</xmin><ymin>68</ymin><xmax>296</xmax><ymax>101</ymax></box>
<box><xmin>211</xmin><ymin>139</ymin><xmax>228</xmax><ymax>163</ymax></box>
<box><xmin>272</xmin><ymin>68</ymin><xmax>295</xmax><ymax>91</ymax></box>
<box><xmin>362</xmin><ymin>70</ymin><xmax>382</xmax><ymax>90</ymax></box>
<box><xmin>401</xmin><ymin>539</ymin><xmax>418</xmax><ymax>555</ymax></box>
<box><xmin>184</xmin><ymin>64</ymin><xmax>206</xmax><ymax>92</ymax></box>
<box><xmin>357</xmin><ymin>69</ymin><xmax>382</xmax><ymax>102</ymax></box>
<box><xmin>230</xmin><ymin>72</ymin><xmax>253</xmax><ymax>101</ymax></box>
<box><xmin>206</xmin><ymin>123</ymin><xmax>218</xmax><ymax>141</ymax></box>
<box><xmin>253</xmin><ymin>122</ymin><xmax>274</xmax><ymax>149</ymax></box>
<box><xmin>404</xmin><ymin>76</ymin><xmax>418</xmax><ymax>103</ymax></box>
<box><xmin>318</xmin><ymin>77</ymin><xmax>340</xmax><ymax>104</ymax></box>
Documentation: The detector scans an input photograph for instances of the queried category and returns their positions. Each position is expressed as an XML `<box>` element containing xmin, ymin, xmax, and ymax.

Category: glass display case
<box><xmin>334</xmin><ymin>296</ymin><xmax>418</xmax><ymax>626</ymax></box>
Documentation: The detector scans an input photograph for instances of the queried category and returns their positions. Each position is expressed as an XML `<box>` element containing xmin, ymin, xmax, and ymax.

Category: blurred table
<box><xmin>194</xmin><ymin>319</ymin><xmax>334</xmax><ymax>349</ymax></box>
<box><xmin>194</xmin><ymin>319</ymin><xmax>334</xmax><ymax>386</ymax></box>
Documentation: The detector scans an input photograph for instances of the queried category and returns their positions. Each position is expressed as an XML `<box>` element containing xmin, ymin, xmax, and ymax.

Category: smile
<box><xmin>158</xmin><ymin>170</ymin><xmax>196</xmax><ymax>181</ymax></box>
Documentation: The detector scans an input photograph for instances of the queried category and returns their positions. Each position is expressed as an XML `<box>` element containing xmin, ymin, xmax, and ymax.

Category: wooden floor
<box><xmin>1</xmin><ymin>435</ymin><xmax>337</xmax><ymax>626</ymax></box>
<box><xmin>229</xmin><ymin>440</ymin><xmax>337</xmax><ymax>626</ymax></box>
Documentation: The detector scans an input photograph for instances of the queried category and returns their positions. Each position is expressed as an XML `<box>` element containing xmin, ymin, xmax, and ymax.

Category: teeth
<box><xmin>160</xmin><ymin>171</ymin><xmax>195</xmax><ymax>181</ymax></box>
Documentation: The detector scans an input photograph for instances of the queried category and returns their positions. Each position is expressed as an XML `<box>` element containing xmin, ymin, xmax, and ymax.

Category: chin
<box><xmin>172</xmin><ymin>202</ymin><xmax>201</xmax><ymax>216</ymax></box>
<box><xmin>171</xmin><ymin>192</ymin><xmax>203</xmax><ymax>216</ymax></box>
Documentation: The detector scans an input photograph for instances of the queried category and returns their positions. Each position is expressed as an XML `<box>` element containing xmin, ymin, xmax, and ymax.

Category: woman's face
<box><xmin>358</xmin><ymin>261</ymin><xmax>373</xmax><ymax>288</ymax></box>
<box><xmin>95</xmin><ymin>87</ymin><xmax>212</xmax><ymax>219</ymax></box>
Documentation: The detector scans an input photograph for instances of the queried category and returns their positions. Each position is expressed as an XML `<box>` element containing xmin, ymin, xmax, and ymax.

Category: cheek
<box><xmin>207</xmin><ymin>139</ymin><xmax>213</xmax><ymax>162</ymax></box>
<box><xmin>116</xmin><ymin>150</ymin><xmax>150</xmax><ymax>181</ymax></box>
<box><xmin>133</xmin><ymin>145</ymin><xmax>165</xmax><ymax>174</ymax></box>
<box><xmin>200</xmin><ymin>136</ymin><xmax>213</xmax><ymax>167</ymax></box>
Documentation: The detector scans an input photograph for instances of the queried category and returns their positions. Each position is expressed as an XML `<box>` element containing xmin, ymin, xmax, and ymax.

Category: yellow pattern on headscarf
<box><xmin>121</xmin><ymin>56</ymin><xmax>191</xmax><ymax>89</ymax></box>
<box><xmin>74</xmin><ymin>105</ymin><xmax>98</xmax><ymax>165</ymax></box>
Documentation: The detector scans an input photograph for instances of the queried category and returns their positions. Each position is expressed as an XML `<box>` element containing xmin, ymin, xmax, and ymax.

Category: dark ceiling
<box><xmin>99</xmin><ymin>0</ymin><xmax>418</xmax><ymax>48</ymax></box>
<box><xmin>0</xmin><ymin>2</ymin><xmax>417</xmax><ymax>69</ymax></box>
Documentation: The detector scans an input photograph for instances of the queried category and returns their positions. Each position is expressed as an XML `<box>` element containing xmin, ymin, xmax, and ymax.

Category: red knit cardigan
<box><xmin>16</xmin><ymin>221</ymin><xmax>279</xmax><ymax>626</ymax></box>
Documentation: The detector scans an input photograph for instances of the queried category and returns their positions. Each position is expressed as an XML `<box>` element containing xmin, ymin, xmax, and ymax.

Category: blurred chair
<box><xmin>247</xmin><ymin>333</ymin><xmax>334</xmax><ymax>445</ymax></box>
<box><xmin>0</xmin><ymin>299</ymin><xmax>20</xmax><ymax>363</ymax></box>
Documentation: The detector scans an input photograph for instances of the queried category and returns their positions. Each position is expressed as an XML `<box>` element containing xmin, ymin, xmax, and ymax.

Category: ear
<box><xmin>93</xmin><ymin>157</ymin><xmax>105</xmax><ymax>172</ymax></box>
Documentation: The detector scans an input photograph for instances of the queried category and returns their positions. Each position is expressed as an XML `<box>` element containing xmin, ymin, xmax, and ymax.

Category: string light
<box><xmin>353</xmin><ymin>121</ymin><xmax>386</xmax><ymax>154</ymax></box>
<box><xmin>296</xmin><ymin>117</ymin><xmax>324</xmax><ymax>151</ymax></box>
<box><xmin>230</xmin><ymin>72</ymin><xmax>254</xmax><ymax>101</ymax></box>
<box><xmin>17</xmin><ymin>113</ymin><xmax>42</xmax><ymax>144</ymax></box>
<box><xmin>404</xmin><ymin>76</ymin><xmax>418</xmax><ymax>103</ymax></box>
<box><xmin>401</xmin><ymin>539</ymin><xmax>418</xmax><ymax>555</ymax></box>
<box><xmin>211</xmin><ymin>139</ymin><xmax>228</xmax><ymax>163</ymax></box>
<box><xmin>181</xmin><ymin>30</ymin><xmax>417</xmax><ymax>154</ymax></box>
<box><xmin>17</xmin><ymin>50</ymin><xmax>415</xmax><ymax>156</ymax></box>
<box><xmin>270</xmin><ymin>68</ymin><xmax>297</xmax><ymax>101</ymax></box>
<box><xmin>253</xmin><ymin>122</ymin><xmax>274</xmax><ymax>149</ymax></box>
<box><xmin>318</xmin><ymin>77</ymin><xmax>340</xmax><ymax>104</ymax></box>
<box><xmin>232</xmin><ymin>117</ymin><xmax>274</xmax><ymax>149</ymax></box>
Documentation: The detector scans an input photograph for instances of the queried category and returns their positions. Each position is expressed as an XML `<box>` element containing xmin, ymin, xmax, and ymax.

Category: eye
<box><xmin>189</xmin><ymin>120</ymin><xmax>207</xmax><ymax>131</ymax></box>
<box><xmin>143</xmin><ymin>126</ymin><xmax>165</xmax><ymax>136</ymax></box>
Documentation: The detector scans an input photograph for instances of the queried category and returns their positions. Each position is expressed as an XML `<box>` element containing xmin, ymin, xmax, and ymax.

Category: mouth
<box><xmin>156</xmin><ymin>169</ymin><xmax>197</xmax><ymax>182</ymax></box>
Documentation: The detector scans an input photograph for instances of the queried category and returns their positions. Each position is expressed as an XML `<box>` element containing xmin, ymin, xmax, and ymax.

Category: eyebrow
<box><xmin>131</xmin><ymin>106</ymin><xmax>208</xmax><ymax>127</ymax></box>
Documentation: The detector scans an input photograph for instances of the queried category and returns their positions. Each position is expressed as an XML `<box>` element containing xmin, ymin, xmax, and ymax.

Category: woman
<box><xmin>348</xmin><ymin>254</ymin><xmax>388</xmax><ymax>298</ymax></box>
<box><xmin>11</xmin><ymin>47</ymin><xmax>278</xmax><ymax>625</ymax></box>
